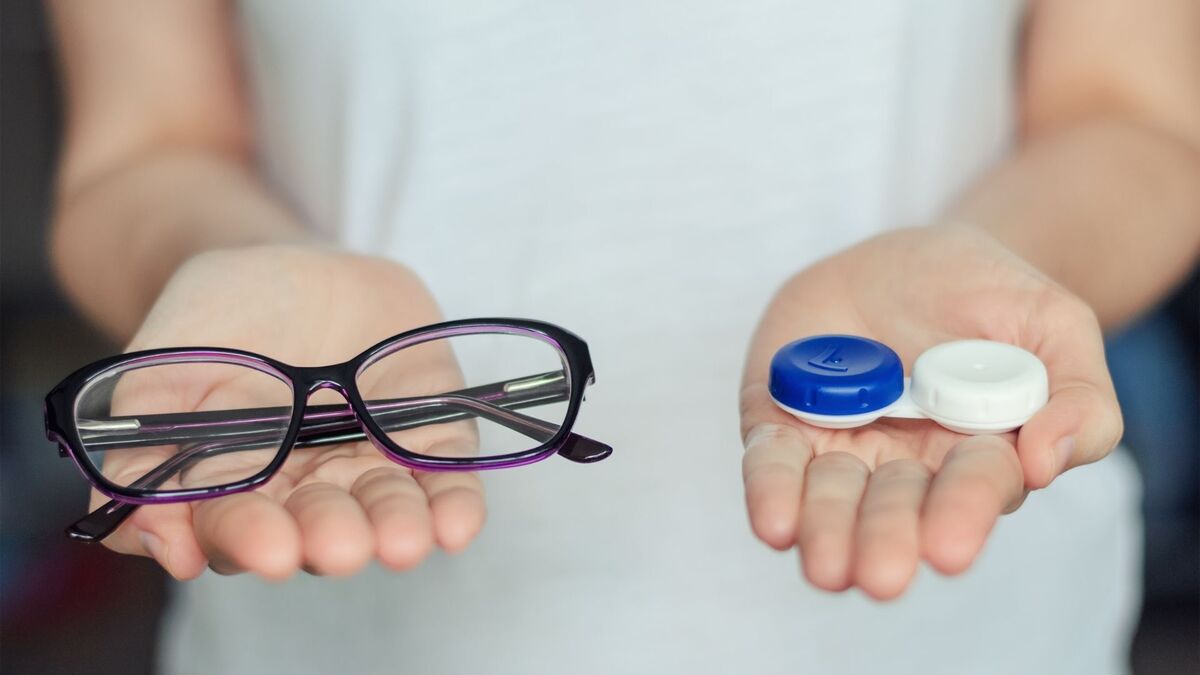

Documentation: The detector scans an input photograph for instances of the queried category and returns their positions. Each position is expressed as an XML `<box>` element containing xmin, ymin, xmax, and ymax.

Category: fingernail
<box><xmin>1055</xmin><ymin>436</ymin><xmax>1076</xmax><ymax>474</ymax></box>
<box><xmin>139</xmin><ymin>531</ymin><xmax>171</xmax><ymax>575</ymax></box>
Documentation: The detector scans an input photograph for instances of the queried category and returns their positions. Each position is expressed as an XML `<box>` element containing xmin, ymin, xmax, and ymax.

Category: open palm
<box><xmin>92</xmin><ymin>245</ymin><xmax>486</xmax><ymax>580</ymax></box>
<box><xmin>740</xmin><ymin>226</ymin><xmax>1122</xmax><ymax>599</ymax></box>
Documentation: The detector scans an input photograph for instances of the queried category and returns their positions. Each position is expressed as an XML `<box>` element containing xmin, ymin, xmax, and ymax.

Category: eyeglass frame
<box><xmin>44</xmin><ymin>318</ymin><xmax>611</xmax><ymax>542</ymax></box>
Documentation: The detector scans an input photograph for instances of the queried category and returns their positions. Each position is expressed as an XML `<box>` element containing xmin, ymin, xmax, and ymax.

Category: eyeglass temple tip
<box><xmin>65</xmin><ymin>523</ymin><xmax>103</xmax><ymax>543</ymax></box>
<box><xmin>557</xmin><ymin>434</ymin><xmax>612</xmax><ymax>464</ymax></box>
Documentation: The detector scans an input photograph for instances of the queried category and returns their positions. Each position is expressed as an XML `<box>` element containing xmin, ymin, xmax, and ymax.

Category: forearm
<box><xmin>947</xmin><ymin>119</ymin><xmax>1200</xmax><ymax>331</ymax></box>
<box><xmin>50</xmin><ymin>149</ymin><xmax>311</xmax><ymax>341</ymax></box>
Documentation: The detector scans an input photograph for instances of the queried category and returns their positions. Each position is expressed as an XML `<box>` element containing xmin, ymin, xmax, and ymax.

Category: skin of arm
<box><xmin>949</xmin><ymin>0</ymin><xmax>1200</xmax><ymax>329</ymax></box>
<box><xmin>48</xmin><ymin>0</ymin><xmax>309</xmax><ymax>341</ymax></box>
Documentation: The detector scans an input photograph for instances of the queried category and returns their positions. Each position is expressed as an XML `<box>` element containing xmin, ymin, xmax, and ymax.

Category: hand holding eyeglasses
<box><xmin>47</xmin><ymin>245</ymin><xmax>608</xmax><ymax>580</ymax></box>
<box><xmin>739</xmin><ymin>226</ymin><xmax>1123</xmax><ymax>599</ymax></box>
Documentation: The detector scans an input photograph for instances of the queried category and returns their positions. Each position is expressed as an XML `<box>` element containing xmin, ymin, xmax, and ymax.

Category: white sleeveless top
<box><xmin>163</xmin><ymin>2</ymin><xmax>1141</xmax><ymax>673</ymax></box>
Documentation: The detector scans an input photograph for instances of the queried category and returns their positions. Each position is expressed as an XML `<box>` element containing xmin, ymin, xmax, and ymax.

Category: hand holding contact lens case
<box><xmin>769</xmin><ymin>335</ymin><xmax>1048</xmax><ymax>434</ymax></box>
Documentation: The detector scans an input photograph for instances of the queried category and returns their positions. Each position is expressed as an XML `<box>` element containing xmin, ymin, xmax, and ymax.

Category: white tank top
<box><xmin>163</xmin><ymin>3</ymin><xmax>1141</xmax><ymax>673</ymax></box>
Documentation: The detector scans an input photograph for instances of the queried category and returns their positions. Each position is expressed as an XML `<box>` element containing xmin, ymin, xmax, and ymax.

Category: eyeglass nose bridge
<box><xmin>297</xmin><ymin>372</ymin><xmax>362</xmax><ymax>425</ymax></box>
<box><xmin>292</xmin><ymin>368</ymin><xmax>365</xmax><ymax>430</ymax></box>
<box><xmin>306</xmin><ymin>378</ymin><xmax>352</xmax><ymax>398</ymax></box>
<box><xmin>295</xmin><ymin>363</ymin><xmax>360</xmax><ymax>397</ymax></box>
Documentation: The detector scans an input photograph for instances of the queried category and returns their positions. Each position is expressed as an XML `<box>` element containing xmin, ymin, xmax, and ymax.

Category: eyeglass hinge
<box><xmin>76</xmin><ymin>418</ymin><xmax>142</xmax><ymax>433</ymax></box>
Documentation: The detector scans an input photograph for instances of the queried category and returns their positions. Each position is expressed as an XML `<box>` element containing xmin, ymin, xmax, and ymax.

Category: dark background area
<box><xmin>2</xmin><ymin>4</ymin><xmax>166</xmax><ymax>674</ymax></box>
<box><xmin>1</xmin><ymin>1</ymin><xmax>1196</xmax><ymax>673</ymax></box>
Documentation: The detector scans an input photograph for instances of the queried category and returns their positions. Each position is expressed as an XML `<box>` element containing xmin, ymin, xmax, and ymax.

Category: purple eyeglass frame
<box><xmin>44</xmin><ymin>318</ymin><xmax>611</xmax><ymax>543</ymax></box>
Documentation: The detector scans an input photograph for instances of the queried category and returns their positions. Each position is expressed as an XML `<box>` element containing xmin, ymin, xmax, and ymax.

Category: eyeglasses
<box><xmin>44</xmin><ymin>318</ymin><xmax>611</xmax><ymax>543</ymax></box>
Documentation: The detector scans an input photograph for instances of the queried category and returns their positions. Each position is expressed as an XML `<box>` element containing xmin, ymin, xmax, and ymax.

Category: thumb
<box><xmin>1015</xmin><ymin>308</ymin><xmax>1123</xmax><ymax>489</ymax></box>
<box><xmin>91</xmin><ymin>494</ymin><xmax>208</xmax><ymax>580</ymax></box>
<box><xmin>1016</xmin><ymin>381</ymin><xmax>1123</xmax><ymax>489</ymax></box>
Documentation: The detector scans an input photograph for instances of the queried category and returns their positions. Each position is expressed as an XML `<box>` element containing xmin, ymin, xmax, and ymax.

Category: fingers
<box><xmin>351</xmin><ymin>467</ymin><xmax>434</xmax><ymax>571</ymax></box>
<box><xmin>1018</xmin><ymin>303</ymin><xmax>1123</xmax><ymax>488</ymax></box>
<box><xmin>143</xmin><ymin>466</ymin><xmax>474</xmax><ymax>581</ymax></box>
<box><xmin>797</xmin><ymin>452</ymin><xmax>870</xmax><ymax>591</ymax></box>
<box><xmin>413</xmin><ymin>469</ymin><xmax>486</xmax><ymax>554</ymax></box>
<box><xmin>921</xmin><ymin>435</ymin><xmax>1024</xmax><ymax>575</ymax></box>
<box><xmin>854</xmin><ymin>459</ymin><xmax>930</xmax><ymax>600</ymax></box>
<box><xmin>97</xmin><ymin>497</ymin><xmax>208</xmax><ymax>581</ymax></box>
<box><xmin>740</xmin><ymin>379</ymin><xmax>821</xmax><ymax>549</ymax></box>
<box><xmin>765</xmin><ymin>438</ymin><xmax>1023</xmax><ymax>597</ymax></box>
<box><xmin>283</xmin><ymin>482</ymin><xmax>376</xmax><ymax>576</ymax></box>
<box><xmin>192</xmin><ymin>491</ymin><xmax>302</xmax><ymax>580</ymax></box>
<box><xmin>742</xmin><ymin>424</ymin><xmax>813</xmax><ymax>549</ymax></box>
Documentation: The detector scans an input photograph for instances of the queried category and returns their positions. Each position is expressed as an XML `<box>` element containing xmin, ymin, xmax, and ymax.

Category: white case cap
<box><xmin>909</xmin><ymin>340</ymin><xmax>1048</xmax><ymax>434</ymax></box>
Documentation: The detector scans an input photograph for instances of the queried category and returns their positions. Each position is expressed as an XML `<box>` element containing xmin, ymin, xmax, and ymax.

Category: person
<box><xmin>46</xmin><ymin>1</ymin><xmax>1200</xmax><ymax>673</ymax></box>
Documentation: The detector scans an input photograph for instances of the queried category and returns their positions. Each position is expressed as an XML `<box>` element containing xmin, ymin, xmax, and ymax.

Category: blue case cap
<box><xmin>769</xmin><ymin>335</ymin><xmax>904</xmax><ymax>416</ymax></box>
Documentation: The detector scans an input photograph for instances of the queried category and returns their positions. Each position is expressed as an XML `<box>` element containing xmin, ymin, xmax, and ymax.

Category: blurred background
<box><xmin>1</xmin><ymin>2</ymin><xmax>1196</xmax><ymax>673</ymax></box>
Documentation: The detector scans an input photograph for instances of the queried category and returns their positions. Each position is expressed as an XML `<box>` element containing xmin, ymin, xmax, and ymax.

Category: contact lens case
<box><xmin>769</xmin><ymin>335</ymin><xmax>1048</xmax><ymax>434</ymax></box>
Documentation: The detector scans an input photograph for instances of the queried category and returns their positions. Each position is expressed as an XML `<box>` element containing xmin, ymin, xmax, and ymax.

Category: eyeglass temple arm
<box><xmin>75</xmin><ymin>370</ymin><xmax>566</xmax><ymax>446</ymax></box>
<box><xmin>67</xmin><ymin>396</ymin><xmax>566</xmax><ymax>543</ymax></box>
<box><xmin>74</xmin><ymin>370</ymin><xmax>608</xmax><ymax>461</ymax></box>
<box><xmin>92</xmin><ymin>393</ymin><xmax>567</xmax><ymax>502</ymax></box>
<box><xmin>67</xmin><ymin>376</ymin><xmax>611</xmax><ymax>542</ymax></box>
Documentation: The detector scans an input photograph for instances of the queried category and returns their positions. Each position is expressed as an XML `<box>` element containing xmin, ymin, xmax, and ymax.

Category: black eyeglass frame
<box><xmin>44</xmin><ymin>318</ymin><xmax>611</xmax><ymax>542</ymax></box>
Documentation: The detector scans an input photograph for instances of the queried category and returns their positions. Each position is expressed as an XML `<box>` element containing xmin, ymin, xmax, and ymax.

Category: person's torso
<box><xmin>161</xmin><ymin>4</ymin><xmax>1141</xmax><ymax>674</ymax></box>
